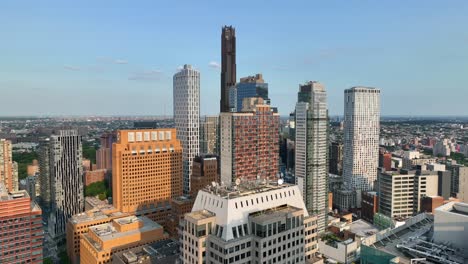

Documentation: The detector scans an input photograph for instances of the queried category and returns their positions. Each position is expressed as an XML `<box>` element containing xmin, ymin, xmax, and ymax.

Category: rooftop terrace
<box><xmin>186</xmin><ymin>210</ymin><xmax>215</xmax><ymax>221</ymax></box>
<box><xmin>249</xmin><ymin>205</ymin><xmax>302</xmax><ymax>224</ymax></box>
<box><xmin>202</xmin><ymin>181</ymin><xmax>292</xmax><ymax>200</ymax></box>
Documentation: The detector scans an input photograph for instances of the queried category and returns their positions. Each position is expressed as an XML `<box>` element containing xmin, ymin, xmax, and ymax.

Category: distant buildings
<box><xmin>200</xmin><ymin>115</ymin><xmax>219</xmax><ymax>155</ymax></box>
<box><xmin>0</xmin><ymin>183</ymin><xmax>43</xmax><ymax>263</ymax></box>
<box><xmin>174</xmin><ymin>64</ymin><xmax>200</xmax><ymax>194</ymax></box>
<box><xmin>190</xmin><ymin>155</ymin><xmax>220</xmax><ymax>197</ymax></box>
<box><xmin>182</xmin><ymin>183</ymin><xmax>319</xmax><ymax>264</ymax></box>
<box><xmin>294</xmin><ymin>81</ymin><xmax>329</xmax><ymax>233</ymax></box>
<box><xmin>229</xmin><ymin>74</ymin><xmax>269</xmax><ymax>112</ymax></box>
<box><xmin>220</xmin><ymin>99</ymin><xmax>280</xmax><ymax>185</ymax></box>
<box><xmin>433</xmin><ymin>138</ymin><xmax>455</xmax><ymax>157</ymax></box>
<box><xmin>379</xmin><ymin>151</ymin><xmax>392</xmax><ymax>171</ymax></box>
<box><xmin>402</xmin><ymin>152</ymin><xmax>437</xmax><ymax>170</ymax></box>
<box><xmin>343</xmin><ymin>87</ymin><xmax>380</xmax><ymax>192</ymax></box>
<box><xmin>39</xmin><ymin>130</ymin><xmax>85</xmax><ymax>239</ymax></box>
<box><xmin>95</xmin><ymin>132</ymin><xmax>116</xmax><ymax>171</ymax></box>
<box><xmin>220</xmin><ymin>26</ymin><xmax>236</xmax><ymax>113</ymax></box>
<box><xmin>0</xmin><ymin>138</ymin><xmax>19</xmax><ymax>192</ymax></box>
<box><xmin>448</xmin><ymin>164</ymin><xmax>468</xmax><ymax>195</ymax></box>
<box><xmin>112</xmin><ymin>129</ymin><xmax>182</xmax><ymax>226</ymax></box>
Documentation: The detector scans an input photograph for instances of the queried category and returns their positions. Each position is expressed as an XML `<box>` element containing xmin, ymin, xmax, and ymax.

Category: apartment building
<box><xmin>0</xmin><ymin>183</ymin><xmax>43</xmax><ymax>263</ymax></box>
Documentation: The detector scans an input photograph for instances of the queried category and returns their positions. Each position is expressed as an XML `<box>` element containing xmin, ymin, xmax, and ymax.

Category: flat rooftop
<box><xmin>186</xmin><ymin>210</ymin><xmax>215</xmax><ymax>221</ymax></box>
<box><xmin>0</xmin><ymin>183</ymin><xmax>30</xmax><ymax>201</ymax></box>
<box><xmin>70</xmin><ymin>208</ymin><xmax>126</xmax><ymax>224</ymax></box>
<box><xmin>89</xmin><ymin>216</ymin><xmax>162</xmax><ymax>242</ymax></box>
<box><xmin>370</xmin><ymin>214</ymin><xmax>464</xmax><ymax>264</ymax></box>
<box><xmin>249</xmin><ymin>205</ymin><xmax>302</xmax><ymax>224</ymax></box>
<box><xmin>202</xmin><ymin>182</ymin><xmax>293</xmax><ymax>200</ymax></box>
<box><xmin>113</xmin><ymin>239</ymin><xmax>180</xmax><ymax>264</ymax></box>
<box><xmin>349</xmin><ymin>219</ymin><xmax>379</xmax><ymax>237</ymax></box>
<box><xmin>436</xmin><ymin>202</ymin><xmax>468</xmax><ymax>217</ymax></box>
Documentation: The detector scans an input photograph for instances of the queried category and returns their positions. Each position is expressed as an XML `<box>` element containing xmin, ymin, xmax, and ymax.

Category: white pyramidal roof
<box><xmin>191</xmin><ymin>183</ymin><xmax>308</xmax><ymax>241</ymax></box>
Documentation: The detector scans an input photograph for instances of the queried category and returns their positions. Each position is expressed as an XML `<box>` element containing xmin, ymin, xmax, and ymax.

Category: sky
<box><xmin>1</xmin><ymin>1</ymin><xmax>467</xmax><ymax>117</ymax></box>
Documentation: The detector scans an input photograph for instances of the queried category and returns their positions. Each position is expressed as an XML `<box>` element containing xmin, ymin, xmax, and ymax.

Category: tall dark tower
<box><xmin>220</xmin><ymin>26</ymin><xmax>236</xmax><ymax>112</ymax></box>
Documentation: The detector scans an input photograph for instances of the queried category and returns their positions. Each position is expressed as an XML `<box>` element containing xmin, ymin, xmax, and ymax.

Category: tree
<box><xmin>12</xmin><ymin>151</ymin><xmax>39</xmax><ymax>180</ymax></box>
<box><xmin>43</xmin><ymin>258</ymin><xmax>53</xmax><ymax>264</ymax></box>
<box><xmin>82</xmin><ymin>142</ymin><xmax>97</xmax><ymax>164</ymax></box>
<box><xmin>58</xmin><ymin>250</ymin><xmax>71</xmax><ymax>264</ymax></box>
<box><xmin>84</xmin><ymin>180</ymin><xmax>111</xmax><ymax>200</ymax></box>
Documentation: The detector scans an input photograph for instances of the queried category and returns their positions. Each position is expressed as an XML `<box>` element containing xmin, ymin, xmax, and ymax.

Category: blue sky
<box><xmin>1</xmin><ymin>1</ymin><xmax>467</xmax><ymax>116</ymax></box>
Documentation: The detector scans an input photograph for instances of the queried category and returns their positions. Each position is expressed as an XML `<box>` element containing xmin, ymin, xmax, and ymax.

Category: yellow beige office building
<box><xmin>112</xmin><ymin>129</ymin><xmax>183</xmax><ymax>222</ymax></box>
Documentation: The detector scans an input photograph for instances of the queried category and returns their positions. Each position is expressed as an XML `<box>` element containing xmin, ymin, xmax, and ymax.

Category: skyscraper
<box><xmin>343</xmin><ymin>87</ymin><xmax>381</xmax><ymax>192</ymax></box>
<box><xmin>174</xmin><ymin>64</ymin><xmax>200</xmax><ymax>194</ymax></box>
<box><xmin>200</xmin><ymin>115</ymin><xmax>219</xmax><ymax>155</ymax></box>
<box><xmin>220</xmin><ymin>26</ymin><xmax>236</xmax><ymax>112</ymax></box>
<box><xmin>41</xmin><ymin>130</ymin><xmax>85</xmax><ymax>239</ymax></box>
<box><xmin>0</xmin><ymin>139</ymin><xmax>18</xmax><ymax>192</ymax></box>
<box><xmin>294</xmin><ymin>81</ymin><xmax>329</xmax><ymax>233</ymax></box>
<box><xmin>112</xmin><ymin>129</ymin><xmax>183</xmax><ymax>224</ymax></box>
<box><xmin>220</xmin><ymin>98</ymin><xmax>280</xmax><ymax>185</ymax></box>
<box><xmin>329</xmin><ymin>142</ymin><xmax>343</xmax><ymax>175</ymax></box>
<box><xmin>229</xmin><ymin>74</ymin><xmax>269</xmax><ymax>112</ymax></box>
<box><xmin>38</xmin><ymin>138</ymin><xmax>51</xmax><ymax>205</ymax></box>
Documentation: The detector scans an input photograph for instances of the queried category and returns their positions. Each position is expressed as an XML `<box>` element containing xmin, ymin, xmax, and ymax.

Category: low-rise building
<box><xmin>318</xmin><ymin>237</ymin><xmax>357</xmax><ymax>264</ymax></box>
<box><xmin>361</xmin><ymin>191</ymin><xmax>378</xmax><ymax>223</ymax></box>
<box><xmin>434</xmin><ymin>202</ymin><xmax>468</xmax><ymax>257</ymax></box>
<box><xmin>80</xmin><ymin>216</ymin><xmax>167</xmax><ymax>264</ymax></box>
<box><xmin>84</xmin><ymin>169</ymin><xmax>107</xmax><ymax>186</ymax></box>
<box><xmin>66</xmin><ymin>204</ymin><xmax>129</xmax><ymax>263</ymax></box>
<box><xmin>112</xmin><ymin>239</ymin><xmax>180</xmax><ymax>264</ymax></box>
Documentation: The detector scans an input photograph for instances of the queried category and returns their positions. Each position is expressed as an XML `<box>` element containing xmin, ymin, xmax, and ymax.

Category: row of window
<box><xmin>234</xmin><ymin>190</ymin><xmax>296</xmax><ymax>210</ymax></box>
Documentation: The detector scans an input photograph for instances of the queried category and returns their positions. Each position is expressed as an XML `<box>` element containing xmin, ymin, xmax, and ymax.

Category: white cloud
<box><xmin>128</xmin><ymin>69</ymin><xmax>163</xmax><ymax>81</ymax></box>
<box><xmin>208</xmin><ymin>61</ymin><xmax>221</xmax><ymax>69</ymax></box>
<box><xmin>63</xmin><ymin>65</ymin><xmax>80</xmax><ymax>71</ymax></box>
<box><xmin>114</xmin><ymin>59</ymin><xmax>128</xmax><ymax>65</ymax></box>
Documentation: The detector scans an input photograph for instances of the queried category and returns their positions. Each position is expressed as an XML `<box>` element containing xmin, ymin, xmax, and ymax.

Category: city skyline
<box><xmin>1</xmin><ymin>1</ymin><xmax>468</xmax><ymax>116</ymax></box>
